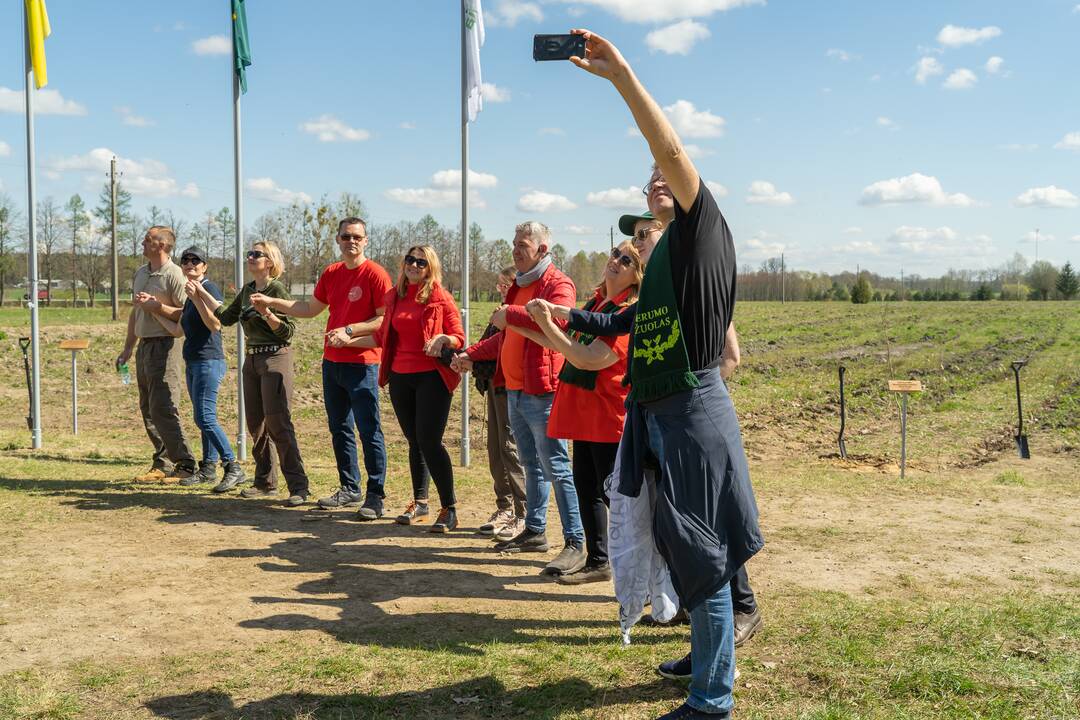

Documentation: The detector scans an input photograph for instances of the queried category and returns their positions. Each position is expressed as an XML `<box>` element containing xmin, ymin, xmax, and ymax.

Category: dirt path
<box><xmin>3</xmin><ymin>454</ymin><xmax>1077</xmax><ymax>675</ymax></box>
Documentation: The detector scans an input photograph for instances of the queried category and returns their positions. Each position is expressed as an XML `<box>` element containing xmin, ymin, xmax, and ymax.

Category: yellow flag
<box><xmin>25</xmin><ymin>0</ymin><xmax>51</xmax><ymax>89</ymax></box>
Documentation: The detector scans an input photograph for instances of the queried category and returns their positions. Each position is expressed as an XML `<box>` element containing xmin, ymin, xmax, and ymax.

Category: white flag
<box><xmin>464</xmin><ymin>0</ymin><xmax>484</xmax><ymax>123</ymax></box>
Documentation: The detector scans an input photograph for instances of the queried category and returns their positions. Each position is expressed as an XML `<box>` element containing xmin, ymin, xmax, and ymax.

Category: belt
<box><xmin>246</xmin><ymin>344</ymin><xmax>288</xmax><ymax>355</ymax></box>
<box><xmin>139</xmin><ymin>336</ymin><xmax>173</xmax><ymax>343</ymax></box>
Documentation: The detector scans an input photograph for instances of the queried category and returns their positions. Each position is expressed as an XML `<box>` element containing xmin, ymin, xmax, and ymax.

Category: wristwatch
<box><xmin>344</xmin><ymin>325</ymin><xmax>353</xmax><ymax>337</ymax></box>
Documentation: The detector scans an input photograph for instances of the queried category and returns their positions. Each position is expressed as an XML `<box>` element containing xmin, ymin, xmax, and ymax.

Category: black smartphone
<box><xmin>533</xmin><ymin>34</ymin><xmax>585</xmax><ymax>62</ymax></box>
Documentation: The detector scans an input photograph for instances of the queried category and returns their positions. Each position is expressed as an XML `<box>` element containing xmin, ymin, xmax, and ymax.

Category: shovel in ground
<box><xmin>1011</xmin><ymin>360</ymin><xmax>1030</xmax><ymax>459</ymax></box>
<box><xmin>19</xmin><ymin>337</ymin><xmax>32</xmax><ymax>430</ymax></box>
<box><xmin>837</xmin><ymin>365</ymin><xmax>848</xmax><ymax>459</ymax></box>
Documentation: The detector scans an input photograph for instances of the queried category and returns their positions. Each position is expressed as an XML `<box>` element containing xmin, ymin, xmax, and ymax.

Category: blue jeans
<box><xmin>322</xmin><ymin>360</ymin><xmax>386</xmax><ymax>497</ymax></box>
<box><xmin>506</xmin><ymin>390</ymin><xmax>583</xmax><ymax>543</ymax></box>
<box><xmin>185</xmin><ymin>359</ymin><xmax>235</xmax><ymax>464</ymax></box>
<box><xmin>646</xmin><ymin>412</ymin><xmax>736</xmax><ymax>714</ymax></box>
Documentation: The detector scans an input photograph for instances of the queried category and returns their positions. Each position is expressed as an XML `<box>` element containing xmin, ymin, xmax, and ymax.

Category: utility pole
<box><xmin>610</xmin><ymin>225</ymin><xmax>614</xmax><ymax>251</ymax></box>
<box><xmin>110</xmin><ymin>156</ymin><xmax>119</xmax><ymax>321</ymax></box>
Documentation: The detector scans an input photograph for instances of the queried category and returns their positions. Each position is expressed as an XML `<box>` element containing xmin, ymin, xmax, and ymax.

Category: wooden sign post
<box><xmin>888</xmin><ymin>380</ymin><xmax>923</xmax><ymax>479</ymax></box>
<box><xmin>58</xmin><ymin>339</ymin><xmax>91</xmax><ymax>435</ymax></box>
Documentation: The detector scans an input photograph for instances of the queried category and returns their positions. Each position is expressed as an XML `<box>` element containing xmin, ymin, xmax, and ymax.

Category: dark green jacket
<box><xmin>214</xmin><ymin>279</ymin><xmax>295</xmax><ymax>345</ymax></box>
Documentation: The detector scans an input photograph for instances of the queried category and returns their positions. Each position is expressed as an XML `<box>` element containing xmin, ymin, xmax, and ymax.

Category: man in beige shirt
<box><xmin>115</xmin><ymin>226</ymin><xmax>197</xmax><ymax>481</ymax></box>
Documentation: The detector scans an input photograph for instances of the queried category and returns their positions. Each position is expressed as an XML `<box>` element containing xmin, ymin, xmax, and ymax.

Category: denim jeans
<box><xmin>322</xmin><ymin>360</ymin><xmax>387</xmax><ymax>497</ymax></box>
<box><xmin>646</xmin><ymin>411</ymin><xmax>736</xmax><ymax>714</ymax></box>
<box><xmin>506</xmin><ymin>390</ymin><xmax>583</xmax><ymax>543</ymax></box>
<box><xmin>185</xmin><ymin>358</ymin><xmax>235</xmax><ymax>464</ymax></box>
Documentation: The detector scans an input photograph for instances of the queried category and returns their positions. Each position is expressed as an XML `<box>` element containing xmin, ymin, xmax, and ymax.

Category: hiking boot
<box><xmin>430</xmin><ymin>507</ymin><xmax>458</xmax><ymax>533</ymax></box>
<box><xmin>493</xmin><ymin>515</ymin><xmax>525</xmax><ymax>541</ymax></box>
<box><xmin>213</xmin><ymin>461</ymin><xmax>246</xmax><ymax>493</ymax></box>
<box><xmin>318</xmin><ymin>488</ymin><xmax>363</xmax><ymax>509</ymax></box>
<box><xmin>284</xmin><ymin>493</ymin><xmax>308</xmax><ymax>507</ymax></box>
<box><xmin>181</xmin><ymin>461</ymin><xmax>217</xmax><ymax>487</ymax></box>
<box><xmin>494</xmin><ymin>527</ymin><xmax>549</xmax><ymax>553</ymax></box>
<box><xmin>541</xmin><ymin>541</ymin><xmax>587</xmax><ymax>576</ymax></box>
<box><xmin>478</xmin><ymin>508</ymin><xmax>513</xmax><ymax>536</ymax></box>
<box><xmin>733</xmin><ymin>608</ymin><xmax>762</xmax><ymax>648</ymax></box>
<box><xmin>395</xmin><ymin>500</ymin><xmax>430</xmax><ymax>525</ymax></box>
<box><xmin>135</xmin><ymin>467</ymin><xmax>167</xmax><ymax>482</ymax></box>
<box><xmin>657</xmin><ymin>653</ymin><xmax>692</xmax><ymax>681</ymax></box>
<box><xmin>655</xmin><ymin>703</ymin><xmax>731</xmax><ymax>719</ymax></box>
<box><xmin>355</xmin><ymin>493</ymin><xmax>385</xmax><ymax>520</ymax></box>
<box><xmin>555</xmin><ymin>562</ymin><xmax>612</xmax><ymax>585</ymax></box>
<box><xmin>240</xmin><ymin>485</ymin><xmax>277</xmax><ymax>499</ymax></box>
<box><xmin>164</xmin><ymin>465</ymin><xmax>197</xmax><ymax>483</ymax></box>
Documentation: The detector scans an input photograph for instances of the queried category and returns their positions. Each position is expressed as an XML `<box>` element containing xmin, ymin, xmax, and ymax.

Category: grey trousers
<box><xmin>243</xmin><ymin>349</ymin><xmax>309</xmax><ymax>496</ymax></box>
<box><xmin>136</xmin><ymin>337</ymin><xmax>196</xmax><ymax>471</ymax></box>
<box><xmin>486</xmin><ymin>387</ymin><xmax>526</xmax><ymax>516</ymax></box>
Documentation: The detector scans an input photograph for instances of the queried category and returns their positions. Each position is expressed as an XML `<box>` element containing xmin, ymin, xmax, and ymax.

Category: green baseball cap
<box><xmin>618</xmin><ymin>210</ymin><xmax>654</xmax><ymax>237</ymax></box>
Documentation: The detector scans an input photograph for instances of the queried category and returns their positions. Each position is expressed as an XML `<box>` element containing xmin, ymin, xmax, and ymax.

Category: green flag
<box><xmin>232</xmin><ymin>0</ymin><xmax>251</xmax><ymax>94</ymax></box>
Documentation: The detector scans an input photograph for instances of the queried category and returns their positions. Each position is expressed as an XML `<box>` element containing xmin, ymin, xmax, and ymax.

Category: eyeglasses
<box><xmin>633</xmin><ymin>227</ymin><xmax>661</xmax><ymax>242</ymax></box>
<box><xmin>339</xmin><ymin>233</ymin><xmax>367</xmax><ymax>242</ymax></box>
<box><xmin>403</xmin><ymin>255</ymin><xmax>429</xmax><ymax>269</ymax></box>
<box><xmin>180</xmin><ymin>256</ymin><xmax>203</xmax><ymax>266</ymax></box>
<box><xmin>642</xmin><ymin>176</ymin><xmax>667</xmax><ymax>196</ymax></box>
<box><xmin>246</xmin><ymin>250</ymin><xmax>267</xmax><ymax>260</ymax></box>
<box><xmin>610</xmin><ymin>247</ymin><xmax>635</xmax><ymax>268</ymax></box>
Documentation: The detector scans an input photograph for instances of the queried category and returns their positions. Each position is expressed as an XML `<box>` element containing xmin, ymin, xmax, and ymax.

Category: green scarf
<box><xmin>628</xmin><ymin>229</ymin><xmax>699</xmax><ymax>402</ymax></box>
<box><xmin>558</xmin><ymin>294</ymin><xmax>625</xmax><ymax>390</ymax></box>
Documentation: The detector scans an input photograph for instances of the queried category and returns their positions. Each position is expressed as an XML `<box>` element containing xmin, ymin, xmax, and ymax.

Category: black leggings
<box><xmin>389</xmin><ymin>370</ymin><xmax>455</xmax><ymax>508</ymax></box>
<box><xmin>572</xmin><ymin>439</ymin><xmax>618</xmax><ymax>566</ymax></box>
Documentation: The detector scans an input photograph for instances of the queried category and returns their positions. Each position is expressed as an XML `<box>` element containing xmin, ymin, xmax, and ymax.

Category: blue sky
<box><xmin>1</xmin><ymin>0</ymin><xmax>1078</xmax><ymax>276</ymax></box>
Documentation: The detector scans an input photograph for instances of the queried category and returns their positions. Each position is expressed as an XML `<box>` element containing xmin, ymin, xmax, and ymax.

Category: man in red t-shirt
<box><xmin>251</xmin><ymin>217</ymin><xmax>393</xmax><ymax>518</ymax></box>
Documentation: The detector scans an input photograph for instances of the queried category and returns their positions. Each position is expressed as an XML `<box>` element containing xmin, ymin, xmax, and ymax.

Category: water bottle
<box><xmin>118</xmin><ymin>362</ymin><xmax>131</xmax><ymax>386</ymax></box>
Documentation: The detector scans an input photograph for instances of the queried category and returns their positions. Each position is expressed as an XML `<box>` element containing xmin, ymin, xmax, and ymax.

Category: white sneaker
<box><xmin>493</xmin><ymin>515</ymin><xmax>524</xmax><ymax>541</ymax></box>
<box><xmin>478</xmin><ymin>508</ymin><xmax>514</xmax><ymax>536</ymax></box>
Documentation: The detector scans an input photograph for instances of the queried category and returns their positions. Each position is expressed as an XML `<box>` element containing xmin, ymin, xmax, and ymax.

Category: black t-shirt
<box><xmin>666</xmin><ymin>181</ymin><xmax>736</xmax><ymax>371</ymax></box>
<box><xmin>181</xmin><ymin>279</ymin><xmax>225</xmax><ymax>362</ymax></box>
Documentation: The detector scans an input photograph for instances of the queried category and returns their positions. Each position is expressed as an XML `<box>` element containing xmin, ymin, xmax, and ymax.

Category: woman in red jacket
<box><xmin>360</xmin><ymin>245</ymin><xmax>465</xmax><ymax>532</ymax></box>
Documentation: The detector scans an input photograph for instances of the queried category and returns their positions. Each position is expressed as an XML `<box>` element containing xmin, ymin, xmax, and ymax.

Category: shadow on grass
<box><xmin>144</xmin><ymin>677</ymin><xmax>679</xmax><ymax>720</ymax></box>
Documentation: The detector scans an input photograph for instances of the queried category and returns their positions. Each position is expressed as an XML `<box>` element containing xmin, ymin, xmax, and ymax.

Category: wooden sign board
<box><xmin>888</xmin><ymin>380</ymin><xmax>923</xmax><ymax>393</ymax></box>
<box><xmin>59</xmin><ymin>339</ymin><xmax>90</xmax><ymax>350</ymax></box>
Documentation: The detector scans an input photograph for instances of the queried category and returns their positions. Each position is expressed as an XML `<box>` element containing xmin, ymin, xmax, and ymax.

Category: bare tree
<box><xmin>37</xmin><ymin>197</ymin><xmax>64</xmax><ymax>306</ymax></box>
<box><xmin>0</xmin><ymin>193</ymin><xmax>22</xmax><ymax>306</ymax></box>
<box><xmin>65</xmin><ymin>194</ymin><xmax>88</xmax><ymax>304</ymax></box>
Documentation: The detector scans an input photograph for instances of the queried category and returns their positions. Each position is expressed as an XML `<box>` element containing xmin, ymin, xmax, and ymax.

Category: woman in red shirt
<box><xmin>359</xmin><ymin>245</ymin><xmax>465</xmax><ymax>532</ymax></box>
<box><xmin>517</xmin><ymin>240</ymin><xmax>643</xmax><ymax>583</ymax></box>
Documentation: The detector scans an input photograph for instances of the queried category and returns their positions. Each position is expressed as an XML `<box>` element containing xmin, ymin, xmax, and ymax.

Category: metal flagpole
<box><xmin>23</xmin><ymin>5</ymin><xmax>42</xmax><ymax>450</ymax></box>
<box><xmin>232</xmin><ymin>13</ymin><xmax>247</xmax><ymax>461</ymax></box>
<box><xmin>459</xmin><ymin>0</ymin><xmax>471</xmax><ymax>467</ymax></box>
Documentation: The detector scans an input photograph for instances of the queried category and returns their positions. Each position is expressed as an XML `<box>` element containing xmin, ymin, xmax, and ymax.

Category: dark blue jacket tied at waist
<box><xmin>569</xmin><ymin>307</ymin><xmax>764</xmax><ymax>611</ymax></box>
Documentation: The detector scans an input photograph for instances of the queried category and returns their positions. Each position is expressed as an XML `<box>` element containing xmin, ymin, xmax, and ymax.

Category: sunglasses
<box><xmin>610</xmin><ymin>247</ymin><xmax>635</xmax><ymax>268</ymax></box>
<box><xmin>339</xmin><ymin>233</ymin><xmax>367</xmax><ymax>242</ymax></box>
<box><xmin>634</xmin><ymin>227</ymin><xmax>661</xmax><ymax>242</ymax></box>
<box><xmin>404</xmin><ymin>255</ymin><xmax>429</xmax><ymax>269</ymax></box>
<box><xmin>246</xmin><ymin>250</ymin><xmax>267</xmax><ymax>260</ymax></box>
<box><xmin>180</xmin><ymin>255</ymin><xmax>203</xmax><ymax>266</ymax></box>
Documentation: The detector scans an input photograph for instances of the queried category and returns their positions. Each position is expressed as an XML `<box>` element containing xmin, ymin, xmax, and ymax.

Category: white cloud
<box><xmin>1072</xmin><ymin>235</ymin><xmax>1080</xmax><ymax>243</ymax></box>
<box><xmin>47</xmin><ymin>147</ymin><xmax>199</xmax><ymax>199</ymax></box>
<box><xmin>539</xmin><ymin>127</ymin><xmax>566</xmax><ymax>136</ymax></box>
<box><xmin>833</xmin><ymin>239</ymin><xmax>880</xmax><ymax>255</ymax></box>
<box><xmin>192</xmin><ymin>35</ymin><xmax>230</xmax><ymax>56</ymax></box>
<box><xmin>705</xmin><ymin>181</ymin><xmax>729</xmax><ymax>198</ymax></box>
<box><xmin>684</xmin><ymin>144</ymin><xmax>714</xmax><ymax>159</ymax></box>
<box><xmin>486</xmin><ymin>0</ymin><xmax>543</xmax><ymax>27</ymax></box>
<box><xmin>746</xmin><ymin>180</ymin><xmax>794</xmax><ymax>206</ymax></box>
<box><xmin>626</xmin><ymin>126</ymin><xmax>642</xmax><ymax>138</ymax></box>
<box><xmin>1020</xmin><ymin>230</ymin><xmax>1055</xmax><ymax>244</ymax></box>
<box><xmin>1074</xmin><ymin>4</ymin><xmax>1080</xmax><ymax>13</ymax></box>
<box><xmin>888</xmin><ymin>225</ymin><xmax>958</xmax><ymax>253</ymax></box>
<box><xmin>663</xmin><ymin>99</ymin><xmax>725</xmax><ymax>138</ymax></box>
<box><xmin>0</xmin><ymin>86</ymin><xmax>87</xmax><ymax>115</ymax></box>
<box><xmin>826</xmin><ymin>48</ymin><xmax>853</xmax><ymax>62</ymax></box>
<box><xmin>246</xmin><ymin>177</ymin><xmax>312</xmax><ymax>206</ymax></box>
<box><xmin>385</xmin><ymin>169</ymin><xmax>497</xmax><ymax>209</ymax></box>
<box><xmin>913</xmin><ymin>57</ymin><xmax>944</xmax><ymax>85</ymax></box>
<box><xmin>646</xmin><ymin>20</ymin><xmax>711</xmax><ymax>55</ymax></box>
<box><xmin>517</xmin><ymin>191</ymin><xmax>577</xmax><ymax>213</ymax></box>
<box><xmin>741</xmin><ymin>230</ymin><xmax>786</xmax><ymax>259</ymax></box>
<box><xmin>481</xmin><ymin>83</ymin><xmax>511</xmax><ymax>103</ymax></box>
<box><xmin>431</xmin><ymin>169</ymin><xmax>499</xmax><ymax>189</ymax></box>
<box><xmin>1013</xmin><ymin>185</ymin><xmax>1079</xmax><ymax>209</ymax></box>
<box><xmin>937</xmin><ymin>25</ymin><xmax>1002</xmax><ymax>48</ymax></box>
<box><xmin>115</xmin><ymin>106</ymin><xmax>153</xmax><ymax>127</ymax></box>
<box><xmin>0</xmin><ymin>141</ymin><xmax>9</xmax><ymax>157</ymax></box>
<box><xmin>400</xmin><ymin>121</ymin><xmax>416</xmax><ymax>130</ymax></box>
<box><xmin>844</xmin><ymin>226</ymin><xmax>864</xmax><ymax>234</ymax></box>
<box><xmin>300</xmin><ymin>115</ymin><xmax>371</xmax><ymax>142</ymax></box>
<box><xmin>551</xmin><ymin>0</ymin><xmax>764</xmax><ymax>23</ymax></box>
<box><xmin>1053</xmin><ymin>132</ymin><xmax>1080</xmax><ymax>151</ymax></box>
<box><xmin>943</xmin><ymin>68</ymin><xmax>978</xmax><ymax>90</ymax></box>
<box><xmin>586</xmin><ymin>187</ymin><xmax>644</xmax><ymax>209</ymax></box>
<box><xmin>877</xmin><ymin>116</ymin><xmax>898</xmax><ymax>130</ymax></box>
<box><xmin>985</xmin><ymin>56</ymin><xmax>1005</xmax><ymax>75</ymax></box>
<box><xmin>859</xmin><ymin>173</ymin><xmax>977</xmax><ymax>207</ymax></box>
<box><xmin>564</xmin><ymin>225</ymin><xmax>595</xmax><ymax>235</ymax></box>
